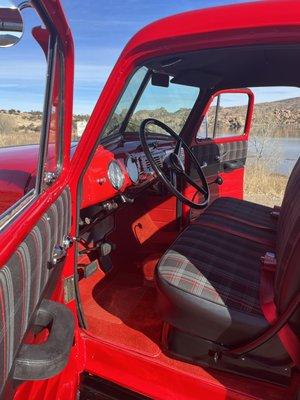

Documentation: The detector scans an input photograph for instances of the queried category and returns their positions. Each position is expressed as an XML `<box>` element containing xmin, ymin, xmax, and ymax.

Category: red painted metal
<box><xmin>0</xmin><ymin>0</ymin><xmax>74</xmax><ymax>266</ymax></box>
<box><xmin>0</xmin><ymin>145</ymin><xmax>39</xmax><ymax>214</ymax></box>
<box><xmin>70</xmin><ymin>0</ymin><xmax>300</xmax><ymax>188</ymax></box>
<box><xmin>195</xmin><ymin>88</ymin><xmax>255</xmax><ymax>143</ymax></box>
<box><xmin>184</xmin><ymin>88</ymin><xmax>254</xmax><ymax>208</ymax></box>
<box><xmin>80</xmin><ymin>332</ymin><xmax>300</xmax><ymax>400</ymax></box>
<box><xmin>0</xmin><ymin>1</ymin><xmax>79</xmax><ymax>399</ymax></box>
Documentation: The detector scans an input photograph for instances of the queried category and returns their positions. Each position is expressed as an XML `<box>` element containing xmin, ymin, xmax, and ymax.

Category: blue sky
<box><xmin>63</xmin><ymin>0</ymin><xmax>249</xmax><ymax>114</ymax></box>
<box><xmin>0</xmin><ymin>0</ymin><xmax>299</xmax><ymax>114</ymax></box>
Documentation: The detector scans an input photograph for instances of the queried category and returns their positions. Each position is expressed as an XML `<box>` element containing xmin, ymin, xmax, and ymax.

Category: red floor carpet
<box><xmin>79</xmin><ymin>266</ymin><xmax>300</xmax><ymax>400</ymax></box>
<box><xmin>79</xmin><ymin>268</ymin><xmax>163</xmax><ymax>357</ymax></box>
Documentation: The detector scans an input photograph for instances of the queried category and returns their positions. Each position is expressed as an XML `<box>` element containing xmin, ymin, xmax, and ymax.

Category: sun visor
<box><xmin>171</xmin><ymin>69</ymin><xmax>222</xmax><ymax>88</ymax></box>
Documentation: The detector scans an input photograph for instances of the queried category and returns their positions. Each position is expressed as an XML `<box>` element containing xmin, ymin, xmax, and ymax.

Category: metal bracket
<box><xmin>51</xmin><ymin>235</ymin><xmax>74</xmax><ymax>265</ymax></box>
<box><xmin>44</xmin><ymin>171</ymin><xmax>58</xmax><ymax>185</ymax></box>
<box><xmin>51</xmin><ymin>244</ymin><xmax>66</xmax><ymax>265</ymax></box>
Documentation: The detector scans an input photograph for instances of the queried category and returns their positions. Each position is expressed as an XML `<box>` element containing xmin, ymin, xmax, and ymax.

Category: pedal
<box><xmin>84</xmin><ymin>260</ymin><xmax>99</xmax><ymax>279</ymax></box>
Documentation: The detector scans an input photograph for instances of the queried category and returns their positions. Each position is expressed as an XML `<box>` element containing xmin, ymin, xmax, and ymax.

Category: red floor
<box><xmin>79</xmin><ymin>265</ymin><xmax>300</xmax><ymax>400</ymax></box>
<box><xmin>79</xmin><ymin>268</ymin><xmax>162</xmax><ymax>357</ymax></box>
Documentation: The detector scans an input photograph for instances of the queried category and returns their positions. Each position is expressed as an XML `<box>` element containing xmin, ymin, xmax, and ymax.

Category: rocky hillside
<box><xmin>0</xmin><ymin>109</ymin><xmax>90</xmax><ymax>146</ymax></box>
<box><xmin>0</xmin><ymin>96</ymin><xmax>300</xmax><ymax>147</ymax></box>
<box><xmin>215</xmin><ymin>97</ymin><xmax>300</xmax><ymax>132</ymax></box>
<box><xmin>130</xmin><ymin>96</ymin><xmax>300</xmax><ymax>135</ymax></box>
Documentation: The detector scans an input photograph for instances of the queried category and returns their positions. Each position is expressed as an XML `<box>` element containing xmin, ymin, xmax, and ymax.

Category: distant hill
<box><xmin>216</xmin><ymin>97</ymin><xmax>300</xmax><ymax>132</ymax></box>
<box><xmin>0</xmin><ymin>34</ymin><xmax>18</xmax><ymax>47</ymax></box>
<box><xmin>130</xmin><ymin>97</ymin><xmax>300</xmax><ymax>136</ymax></box>
<box><xmin>0</xmin><ymin>96</ymin><xmax>300</xmax><ymax>145</ymax></box>
<box><xmin>0</xmin><ymin>109</ymin><xmax>90</xmax><ymax>146</ymax></box>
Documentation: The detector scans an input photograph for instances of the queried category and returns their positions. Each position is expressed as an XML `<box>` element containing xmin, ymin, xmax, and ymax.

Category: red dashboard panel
<box><xmin>81</xmin><ymin>145</ymin><xmax>131</xmax><ymax>209</ymax></box>
<box><xmin>81</xmin><ymin>135</ymin><xmax>179</xmax><ymax>209</ymax></box>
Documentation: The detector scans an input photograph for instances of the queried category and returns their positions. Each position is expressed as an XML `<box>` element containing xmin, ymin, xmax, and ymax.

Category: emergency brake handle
<box><xmin>13</xmin><ymin>299</ymin><xmax>74</xmax><ymax>381</ymax></box>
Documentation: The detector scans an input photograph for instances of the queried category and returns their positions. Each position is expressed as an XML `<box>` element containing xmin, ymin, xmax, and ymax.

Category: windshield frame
<box><xmin>100</xmin><ymin>66</ymin><xmax>201</xmax><ymax>144</ymax></box>
<box><xmin>100</xmin><ymin>66</ymin><xmax>150</xmax><ymax>142</ymax></box>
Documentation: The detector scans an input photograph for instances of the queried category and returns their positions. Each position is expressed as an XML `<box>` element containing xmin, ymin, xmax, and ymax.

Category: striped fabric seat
<box><xmin>205</xmin><ymin>197</ymin><xmax>277</xmax><ymax>231</ymax></box>
<box><xmin>158</xmin><ymin>224</ymin><xmax>267</xmax><ymax>316</ymax></box>
<box><xmin>156</xmin><ymin>157</ymin><xmax>300</xmax><ymax>354</ymax></box>
<box><xmin>193</xmin><ymin>211</ymin><xmax>276</xmax><ymax>247</ymax></box>
<box><xmin>156</xmin><ymin>221</ymin><xmax>272</xmax><ymax>345</ymax></box>
<box><xmin>156</xmin><ymin>157</ymin><xmax>300</xmax><ymax>366</ymax></box>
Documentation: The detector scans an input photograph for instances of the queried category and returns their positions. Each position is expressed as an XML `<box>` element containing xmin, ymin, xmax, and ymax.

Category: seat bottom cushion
<box><xmin>156</xmin><ymin>223</ymin><xmax>270</xmax><ymax>346</ymax></box>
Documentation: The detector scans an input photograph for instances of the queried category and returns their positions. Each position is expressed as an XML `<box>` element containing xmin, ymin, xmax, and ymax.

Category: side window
<box><xmin>197</xmin><ymin>92</ymin><xmax>250</xmax><ymax>139</ymax></box>
<box><xmin>0</xmin><ymin>5</ymin><xmax>61</xmax><ymax>226</ymax></box>
<box><xmin>44</xmin><ymin>45</ymin><xmax>63</xmax><ymax>180</ymax></box>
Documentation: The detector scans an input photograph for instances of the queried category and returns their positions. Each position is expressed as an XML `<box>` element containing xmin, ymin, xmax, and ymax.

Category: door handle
<box><xmin>223</xmin><ymin>160</ymin><xmax>241</xmax><ymax>172</ymax></box>
<box><xmin>13</xmin><ymin>299</ymin><xmax>75</xmax><ymax>381</ymax></box>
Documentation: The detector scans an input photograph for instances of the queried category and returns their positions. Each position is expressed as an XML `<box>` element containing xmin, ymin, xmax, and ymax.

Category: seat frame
<box><xmin>161</xmin><ymin>322</ymin><xmax>292</xmax><ymax>386</ymax></box>
<box><xmin>159</xmin><ymin>277</ymin><xmax>300</xmax><ymax>386</ymax></box>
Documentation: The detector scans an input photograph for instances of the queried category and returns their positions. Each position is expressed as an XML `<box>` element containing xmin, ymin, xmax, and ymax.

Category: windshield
<box><xmin>102</xmin><ymin>67</ymin><xmax>199</xmax><ymax>140</ymax></box>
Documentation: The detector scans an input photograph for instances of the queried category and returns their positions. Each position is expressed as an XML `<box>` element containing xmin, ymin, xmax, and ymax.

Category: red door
<box><xmin>0</xmin><ymin>2</ymin><xmax>79</xmax><ymax>399</ymax></box>
<box><xmin>187</xmin><ymin>89</ymin><xmax>254</xmax><ymax>218</ymax></box>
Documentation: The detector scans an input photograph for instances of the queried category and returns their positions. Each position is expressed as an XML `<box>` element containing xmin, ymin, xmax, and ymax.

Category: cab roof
<box><xmin>119</xmin><ymin>1</ymin><xmax>300</xmax><ymax>90</ymax></box>
<box><xmin>126</xmin><ymin>0</ymin><xmax>300</xmax><ymax>52</ymax></box>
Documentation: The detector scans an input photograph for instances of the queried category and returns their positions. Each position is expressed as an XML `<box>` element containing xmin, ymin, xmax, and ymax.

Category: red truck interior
<box><xmin>75</xmin><ymin>44</ymin><xmax>300</xmax><ymax>399</ymax></box>
<box><xmin>1</xmin><ymin>1</ymin><xmax>299</xmax><ymax>399</ymax></box>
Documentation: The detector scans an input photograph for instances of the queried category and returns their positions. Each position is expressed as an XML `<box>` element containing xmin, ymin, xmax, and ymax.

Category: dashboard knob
<box><xmin>97</xmin><ymin>177</ymin><xmax>106</xmax><ymax>185</ymax></box>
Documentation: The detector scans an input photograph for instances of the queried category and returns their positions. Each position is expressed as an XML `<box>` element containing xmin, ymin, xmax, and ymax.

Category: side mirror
<box><xmin>0</xmin><ymin>3</ymin><xmax>23</xmax><ymax>47</ymax></box>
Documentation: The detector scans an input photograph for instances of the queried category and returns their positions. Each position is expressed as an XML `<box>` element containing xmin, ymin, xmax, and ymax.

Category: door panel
<box><xmin>191</xmin><ymin>140</ymin><xmax>248</xmax><ymax>178</ymax></box>
<box><xmin>187</xmin><ymin>88</ymin><xmax>253</xmax><ymax>211</ymax></box>
<box><xmin>190</xmin><ymin>139</ymin><xmax>248</xmax><ymax>201</ymax></box>
<box><xmin>187</xmin><ymin>138</ymin><xmax>248</xmax><ymax>221</ymax></box>
<box><xmin>0</xmin><ymin>188</ymin><xmax>71</xmax><ymax>397</ymax></box>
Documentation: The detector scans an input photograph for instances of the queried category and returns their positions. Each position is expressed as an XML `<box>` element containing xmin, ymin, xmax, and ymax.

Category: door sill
<box><xmin>79</xmin><ymin>372</ymin><xmax>150</xmax><ymax>400</ymax></box>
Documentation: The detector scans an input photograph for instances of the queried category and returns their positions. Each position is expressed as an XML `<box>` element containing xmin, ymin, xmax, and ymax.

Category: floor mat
<box><xmin>79</xmin><ymin>268</ymin><xmax>163</xmax><ymax>357</ymax></box>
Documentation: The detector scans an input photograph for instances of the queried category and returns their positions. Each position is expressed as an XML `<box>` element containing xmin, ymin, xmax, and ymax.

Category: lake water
<box><xmin>247</xmin><ymin>137</ymin><xmax>300</xmax><ymax>176</ymax></box>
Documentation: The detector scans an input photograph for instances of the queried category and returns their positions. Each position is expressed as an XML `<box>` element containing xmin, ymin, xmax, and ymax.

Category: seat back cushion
<box><xmin>275</xmin><ymin>157</ymin><xmax>300</xmax><ymax>333</ymax></box>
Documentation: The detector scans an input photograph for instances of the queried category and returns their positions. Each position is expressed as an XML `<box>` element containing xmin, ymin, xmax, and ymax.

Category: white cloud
<box><xmin>0</xmin><ymin>61</ymin><xmax>46</xmax><ymax>81</ymax></box>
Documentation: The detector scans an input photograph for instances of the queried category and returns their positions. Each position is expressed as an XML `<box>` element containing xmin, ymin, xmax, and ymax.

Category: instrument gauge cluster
<box><xmin>82</xmin><ymin>138</ymin><xmax>184</xmax><ymax>209</ymax></box>
<box><xmin>125</xmin><ymin>156</ymin><xmax>139</xmax><ymax>184</ymax></box>
<box><xmin>107</xmin><ymin>143</ymin><xmax>184</xmax><ymax>192</ymax></box>
<box><xmin>107</xmin><ymin>160</ymin><xmax>125</xmax><ymax>190</ymax></box>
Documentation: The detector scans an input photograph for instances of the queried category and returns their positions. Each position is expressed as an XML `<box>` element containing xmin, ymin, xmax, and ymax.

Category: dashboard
<box><xmin>81</xmin><ymin>134</ymin><xmax>184</xmax><ymax>210</ymax></box>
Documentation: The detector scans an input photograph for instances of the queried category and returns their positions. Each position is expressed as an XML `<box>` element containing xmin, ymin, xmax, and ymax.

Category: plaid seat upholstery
<box><xmin>156</xmin><ymin>158</ymin><xmax>299</xmax><ymax>353</ymax></box>
<box><xmin>193</xmin><ymin>212</ymin><xmax>276</xmax><ymax>247</ymax></box>
<box><xmin>156</xmin><ymin>221</ymin><xmax>273</xmax><ymax>345</ymax></box>
<box><xmin>156</xmin><ymin>195</ymin><xmax>281</xmax><ymax>346</ymax></box>
<box><xmin>206</xmin><ymin>197</ymin><xmax>277</xmax><ymax>231</ymax></box>
<box><xmin>158</xmin><ymin>224</ymin><xmax>268</xmax><ymax>317</ymax></box>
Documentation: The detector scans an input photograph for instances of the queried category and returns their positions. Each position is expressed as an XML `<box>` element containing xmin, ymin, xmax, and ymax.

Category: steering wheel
<box><xmin>139</xmin><ymin>118</ymin><xmax>210</xmax><ymax>209</ymax></box>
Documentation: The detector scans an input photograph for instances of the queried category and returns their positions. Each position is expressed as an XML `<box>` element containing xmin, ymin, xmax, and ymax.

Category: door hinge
<box><xmin>44</xmin><ymin>171</ymin><xmax>58</xmax><ymax>185</ymax></box>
